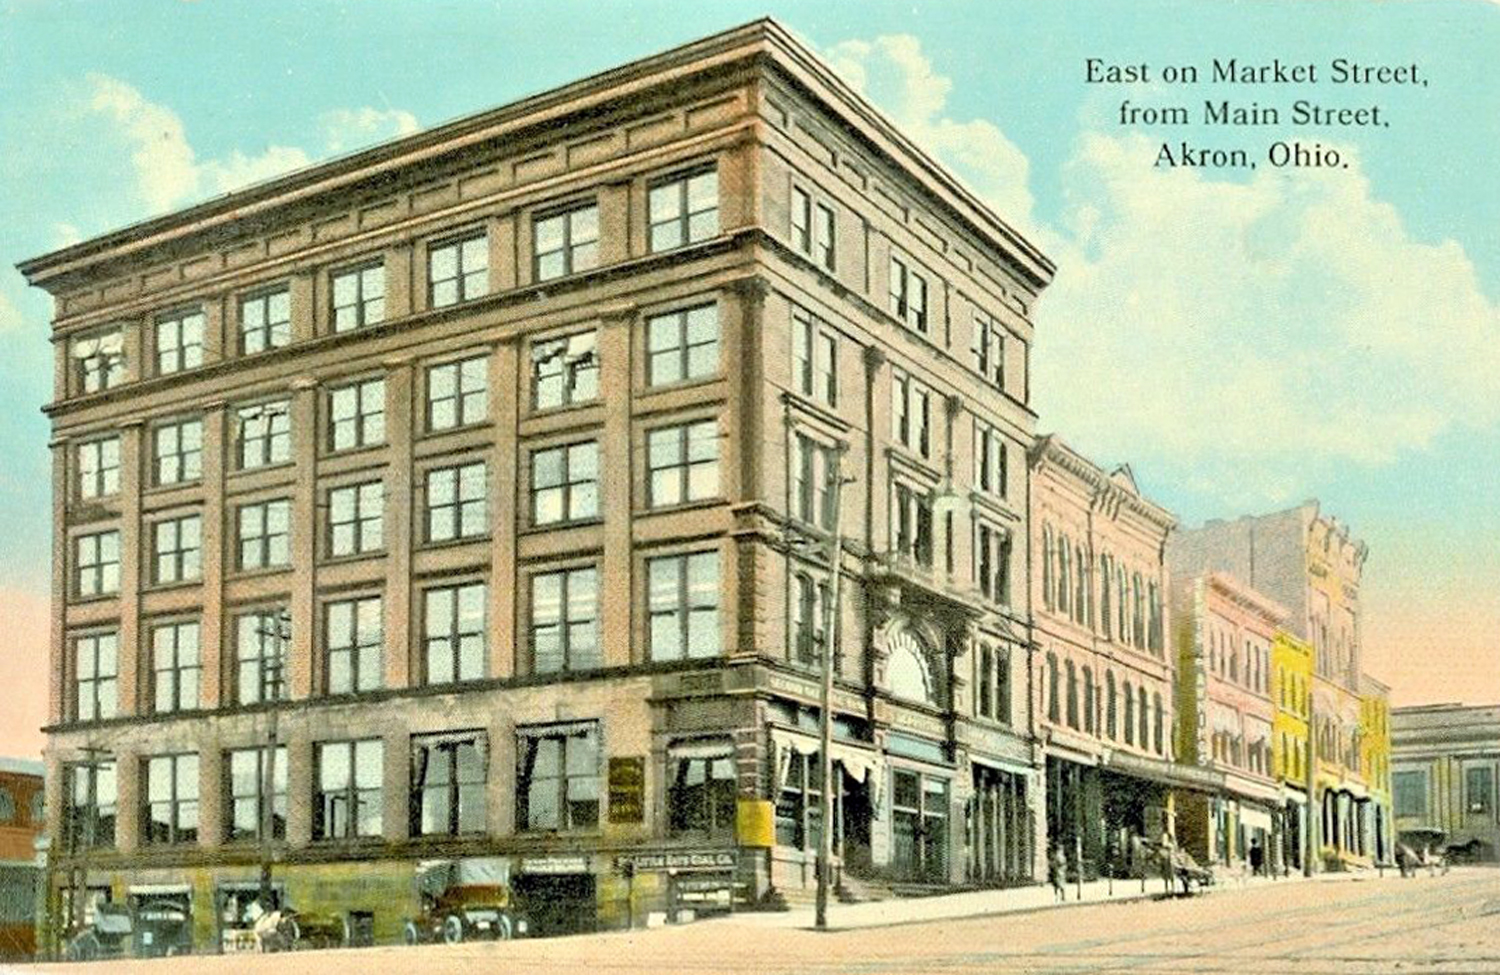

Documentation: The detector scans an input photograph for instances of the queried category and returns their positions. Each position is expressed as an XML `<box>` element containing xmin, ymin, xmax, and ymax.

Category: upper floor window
<box><xmin>237</xmin><ymin>498</ymin><xmax>291</xmax><ymax>570</ymax></box>
<box><xmin>332</xmin><ymin>263</ymin><xmax>385</xmax><ymax>332</ymax></box>
<box><xmin>534</xmin><ymin>202</ymin><xmax>599</xmax><ymax>281</ymax></box>
<box><xmin>424</xmin><ymin>582</ymin><xmax>486</xmax><ymax>685</ymax></box>
<box><xmin>76</xmin><ymin>437</ymin><xmax>120</xmax><ymax>500</ymax></box>
<box><xmin>425</xmin><ymin>461</ymin><xmax>487</xmax><ymax>542</ymax></box>
<box><xmin>412</xmin><ymin>732</ymin><xmax>487</xmax><ymax>837</ymax></box>
<box><xmin>791</xmin><ymin>189</ymin><xmax>837</xmax><ymax>271</ymax></box>
<box><xmin>328</xmin><ymin>481</ymin><xmax>384</xmax><ymax>557</ymax></box>
<box><xmin>151</xmin><ymin>514</ymin><xmax>202</xmax><ymax>584</ymax></box>
<box><xmin>240</xmin><ymin>287</ymin><xmax>291</xmax><ymax>354</ymax></box>
<box><xmin>649</xmin><ymin>167</ymin><xmax>718</xmax><ymax>252</ymax></box>
<box><xmin>791</xmin><ymin>307</ymin><xmax>837</xmax><ymax>407</ymax></box>
<box><xmin>325</xmin><ymin>595</ymin><xmax>383</xmax><ymax>695</ymax></box>
<box><xmin>517</xmin><ymin>722</ymin><xmax>600</xmax><ymax>832</ymax></box>
<box><xmin>531</xmin><ymin>566</ymin><xmax>600</xmax><ymax>674</ymax></box>
<box><xmin>647</xmin><ymin>420</ymin><xmax>718</xmax><ymax>508</ymax></box>
<box><xmin>143</xmin><ymin>753</ymin><xmax>198</xmax><ymax>846</ymax></box>
<box><xmin>891</xmin><ymin>367</ymin><xmax>932</xmax><ymax>459</ymax></box>
<box><xmin>792</xmin><ymin>434</ymin><xmax>837</xmax><ymax>531</ymax></box>
<box><xmin>890</xmin><ymin>483</ymin><xmax>933</xmax><ymax>567</ymax></box>
<box><xmin>75</xmin><ymin>530</ymin><xmax>120</xmax><ymax>597</ymax></box>
<box><xmin>889</xmin><ymin>255</ymin><xmax>928</xmax><ymax>333</ymax></box>
<box><xmin>226</xmin><ymin>746</ymin><xmax>287</xmax><ymax>842</ymax></box>
<box><xmin>1467</xmin><ymin>766</ymin><xmax>1493</xmax><ymax>815</ymax></box>
<box><xmin>1393</xmin><ymin>770</ymin><xmax>1426</xmax><ymax>818</ymax></box>
<box><xmin>531</xmin><ymin>441</ymin><xmax>599</xmax><ymax>526</ymax></box>
<box><xmin>72</xmin><ymin>631</ymin><xmax>118</xmax><ymax>722</ymax></box>
<box><xmin>974</xmin><ymin>521</ymin><xmax>1012</xmax><ymax>606</ymax></box>
<box><xmin>235</xmin><ymin>609</ymin><xmax>289</xmax><ymax>705</ymax></box>
<box><xmin>532</xmin><ymin>332</ymin><xmax>598</xmax><ymax>410</ymax></box>
<box><xmin>970</xmin><ymin>313</ymin><xmax>1005</xmax><ymax>390</ymax></box>
<box><xmin>429</xmin><ymin>233</ymin><xmax>489</xmax><ymax>309</ymax></box>
<box><xmin>329</xmin><ymin>378</ymin><xmax>386</xmax><ymax>452</ymax></box>
<box><xmin>647</xmin><ymin>304</ymin><xmax>718</xmax><ymax>386</ymax></box>
<box><xmin>791</xmin><ymin>571</ymin><xmax>830</xmax><ymax>666</ymax></box>
<box><xmin>151</xmin><ymin>620</ymin><xmax>200</xmax><ymax>714</ymax></box>
<box><xmin>648</xmin><ymin>551</ymin><xmax>720</xmax><ymax>661</ymax></box>
<box><xmin>428</xmin><ymin>355</ymin><xmax>489</xmax><ymax>430</ymax></box>
<box><xmin>315</xmin><ymin>739</ymin><xmax>383</xmax><ymax>839</ymax></box>
<box><xmin>72</xmin><ymin>330</ymin><xmax>125</xmax><ymax>393</ymax></box>
<box><xmin>975</xmin><ymin>421</ymin><xmax>1008</xmax><ymax>499</ymax></box>
<box><xmin>155</xmin><ymin>309</ymin><xmax>204</xmax><ymax>375</ymax></box>
<box><xmin>236</xmin><ymin>401</ymin><xmax>291</xmax><ymax>470</ymax></box>
<box><xmin>153</xmin><ymin>418</ymin><xmax>203</xmax><ymax>486</ymax></box>
<box><xmin>65</xmin><ymin>761</ymin><xmax>116</xmax><ymax>851</ymax></box>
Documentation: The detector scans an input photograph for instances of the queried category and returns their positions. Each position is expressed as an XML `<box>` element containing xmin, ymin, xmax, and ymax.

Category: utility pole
<box><xmin>814</xmin><ymin>444</ymin><xmax>849</xmax><ymax>932</ymax></box>
<box><xmin>259</xmin><ymin>609</ymin><xmax>290</xmax><ymax>907</ymax></box>
<box><xmin>1305</xmin><ymin>685</ymin><xmax>1317</xmax><ymax>877</ymax></box>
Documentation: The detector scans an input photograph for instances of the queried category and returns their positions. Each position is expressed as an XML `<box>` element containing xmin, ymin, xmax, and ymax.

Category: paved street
<box><xmin>17</xmin><ymin>868</ymin><xmax>1500</xmax><ymax>975</ymax></box>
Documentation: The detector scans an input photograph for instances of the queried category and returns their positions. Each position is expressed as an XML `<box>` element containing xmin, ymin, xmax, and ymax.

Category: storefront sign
<box><xmin>736</xmin><ymin>798</ymin><xmax>775</xmax><ymax>847</ymax></box>
<box><xmin>520</xmin><ymin>855</ymin><xmax>591</xmax><ymax>875</ymax></box>
<box><xmin>608</xmin><ymin>756</ymin><xmax>645</xmax><ymax>823</ymax></box>
<box><xmin>616</xmin><ymin>850</ymin><xmax>735</xmax><ymax>872</ymax></box>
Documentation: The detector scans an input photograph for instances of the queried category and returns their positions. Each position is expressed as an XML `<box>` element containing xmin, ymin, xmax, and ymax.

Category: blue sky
<box><xmin>0</xmin><ymin>0</ymin><xmax>1495</xmax><ymax>747</ymax></box>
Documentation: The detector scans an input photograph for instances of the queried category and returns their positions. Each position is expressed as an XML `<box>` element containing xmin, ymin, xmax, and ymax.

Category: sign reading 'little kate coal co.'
<box><xmin>615</xmin><ymin>850</ymin><xmax>736</xmax><ymax>872</ymax></box>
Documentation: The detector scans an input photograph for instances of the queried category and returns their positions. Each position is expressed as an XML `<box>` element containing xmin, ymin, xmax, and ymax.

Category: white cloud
<box><xmin>824</xmin><ymin>36</ymin><xmax>1035</xmax><ymax>235</ymax></box>
<box><xmin>0</xmin><ymin>289</ymin><xmax>23</xmax><ymax>333</ymax></box>
<box><xmin>321</xmin><ymin>107</ymin><xmax>421</xmax><ymax>154</ymax></box>
<box><xmin>82</xmin><ymin>74</ymin><xmax>416</xmax><ymax>213</ymax></box>
<box><xmin>1035</xmin><ymin>131</ymin><xmax>1500</xmax><ymax>497</ymax></box>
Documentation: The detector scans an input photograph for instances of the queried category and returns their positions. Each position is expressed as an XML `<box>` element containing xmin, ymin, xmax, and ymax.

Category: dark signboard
<box><xmin>608</xmin><ymin>756</ymin><xmax>645</xmax><ymax>824</ymax></box>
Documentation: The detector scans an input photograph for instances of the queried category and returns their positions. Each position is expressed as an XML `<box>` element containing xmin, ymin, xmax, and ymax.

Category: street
<box><xmin>16</xmin><ymin>868</ymin><xmax>1500</xmax><ymax>975</ymax></box>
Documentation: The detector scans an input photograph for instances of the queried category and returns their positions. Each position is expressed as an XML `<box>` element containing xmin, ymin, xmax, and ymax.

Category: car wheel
<box><xmin>403</xmin><ymin>920</ymin><xmax>421</xmax><ymax>946</ymax></box>
<box><xmin>492</xmin><ymin>914</ymin><xmax>513</xmax><ymax>941</ymax></box>
<box><xmin>442</xmin><ymin>914</ymin><xmax>464</xmax><ymax>945</ymax></box>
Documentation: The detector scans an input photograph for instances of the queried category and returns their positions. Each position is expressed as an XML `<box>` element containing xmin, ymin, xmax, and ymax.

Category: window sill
<box><xmin>521</xmin><ymin>516</ymin><xmax>603</xmax><ymax>536</ymax></box>
<box><xmin>230</xmin><ymin>564</ymin><xmax>293</xmax><ymax>580</ymax></box>
<box><xmin>322</xmin><ymin>549</ymin><xmax>387</xmax><ymax>566</ymax></box>
<box><xmin>423</xmin><ymin>420</ymin><xmax>493</xmax><ymax>439</ymax></box>
<box><xmin>142</xmin><ymin>480</ymin><xmax>203</xmax><ymax>496</ymax></box>
<box><xmin>229</xmin><ymin>461</ymin><xmax>295</xmax><ymax>479</ymax></box>
<box><xmin>528</xmin><ymin>397</ymin><xmax>602</xmax><ymax>419</ymax></box>
<box><xmin>324</xmin><ymin>442</ymin><xmax>388</xmax><ymax>460</ymax></box>
<box><xmin>142</xmin><ymin>578</ymin><xmax>203</xmax><ymax>594</ymax></box>
<box><xmin>69</xmin><ymin>591</ymin><xmax>120</xmax><ymax>606</ymax></box>
<box><xmin>638</xmin><ymin>497</ymin><xmax>726</xmax><ymax>518</ymax></box>
<box><xmin>417</xmin><ymin>534</ymin><xmax>492</xmax><ymax>552</ymax></box>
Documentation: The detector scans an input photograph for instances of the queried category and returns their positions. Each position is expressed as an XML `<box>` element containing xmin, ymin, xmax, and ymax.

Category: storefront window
<box><xmin>517</xmin><ymin>722</ymin><xmax>599</xmax><ymax>831</ymax></box>
<box><xmin>668</xmin><ymin>740</ymin><xmax>736</xmax><ymax>838</ymax></box>
<box><xmin>891</xmin><ymin>768</ymin><xmax>949</xmax><ymax>882</ymax></box>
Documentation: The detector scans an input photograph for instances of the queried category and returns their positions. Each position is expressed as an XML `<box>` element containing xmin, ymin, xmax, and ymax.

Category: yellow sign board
<box><xmin>736</xmin><ymin>799</ymin><xmax>774</xmax><ymax>847</ymax></box>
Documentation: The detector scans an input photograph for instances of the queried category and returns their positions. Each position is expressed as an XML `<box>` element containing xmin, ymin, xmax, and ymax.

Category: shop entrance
<box><xmin>512</xmin><ymin>873</ymin><xmax>596</xmax><ymax>937</ymax></box>
<box><xmin>891</xmin><ymin>769</ymin><xmax>949</xmax><ymax>883</ymax></box>
<box><xmin>127</xmin><ymin>890</ymin><xmax>191</xmax><ymax>957</ymax></box>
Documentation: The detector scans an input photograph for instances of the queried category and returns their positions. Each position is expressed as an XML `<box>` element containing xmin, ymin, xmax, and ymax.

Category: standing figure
<box><xmin>1049</xmin><ymin>845</ymin><xmax>1067</xmax><ymax>902</ymax></box>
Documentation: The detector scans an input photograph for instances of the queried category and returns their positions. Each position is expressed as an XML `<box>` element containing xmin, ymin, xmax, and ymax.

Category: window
<box><xmin>647</xmin><ymin>420</ymin><xmax>718</xmax><ymax>507</ymax></box>
<box><xmin>792</xmin><ymin>187</ymin><xmax>812</xmax><ymax>254</ymax></box>
<box><xmin>531</xmin><ymin>331</ymin><xmax>598</xmax><ymax>410</ymax></box>
<box><xmin>531</xmin><ymin>441</ymin><xmax>599</xmax><ymax>526</ymax></box>
<box><xmin>412</xmin><ymin>732</ymin><xmax>487</xmax><ymax>836</ymax></box>
<box><xmin>648</xmin><ymin>552</ymin><xmax>720</xmax><ymax>661</ymax></box>
<box><xmin>329</xmin><ymin>378</ymin><xmax>385</xmax><ymax>451</ymax></box>
<box><xmin>776</xmin><ymin>750</ymin><xmax>825</xmax><ymax>850</ymax></box>
<box><xmin>1106</xmin><ymin>672</ymin><xmax>1118</xmax><ymax>740</ymax></box>
<box><xmin>1138</xmin><ymin>686</ymin><xmax>1150</xmax><ymax>749</ymax></box>
<box><xmin>72</xmin><ymin>330</ymin><xmax>125</xmax><ymax>393</ymax></box>
<box><xmin>65</xmin><ymin>761</ymin><xmax>116</xmax><ymax>851</ymax></box>
<box><xmin>649</xmin><ymin>167</ymin><xmax>718</xmax><ymax>251</ymax></box>
<box><xmin>143</xmin><ymin>754</ymin><xmax>198</xmax><ymax>845</ymax></box>
<box><xmin>73</xmin><ymin>631</ymin><xmax>118</xmax><ymax>722</ymax></box>
<box><xmin>1084</xmin><ymin>667</ymin><xmax>1097</xmax><ymax>734</ymax></box>
<box><xmin>429</xmin><ymin>233</ymin><xmax>489</xmax><ymax>308</ymax></box>
<box><xmin>315</xmin><ymin>739</ymin><xmax>383</xmax><ymax>839</ymax></box>
<box><xmin>76</xmin><ymin>437</ymin><xmax>120</xmax><ymax>500</ymax></box>
<box><xmin>534</xmin><ymin>202</ymin><xmax>599</xmax><ymax>280</ymax></box>
<box><xmin>792</xmin><ymin>435</ymin><xmax>837</xmax><ymax>530</ymax></box>
<box><xmin>153</xmin><ymin>419</ymin><xmax>202</xmax><ymax>485</ymax></box>
<box><xmin>890</xmin><ymin>483</ymin><xmax>933</xmax><ymax>567</ymax></box>
<box><xmin>240</xmin><ymin>287</ymin><xmax>291</xmax><ymax>354</ymax></box>
<box><xmin>424</xmin><ymin>582</ymin><xmax>486</xmax><ymax>685</ymax></box>
<box><xmin>814</xmin><ymin>202</ymin><xmax>836</xmax><ymax>271</ymax></box>
<box><xmin>668</xmin><ymin>740</ymin><xmax>736</xmax><ymax>838</ymax></box>
<box><xmin>790</xmin><ymin>190</ymin><xmax>836</xmax><ymax>271</ymax></box>
<box><xmin>152</xmin><ymin>514</ymin><xmax>201</xmax><ymax>584</ymax></box>
<box><xmin>974</xmin><ymin>522</ymin><xmax>1011</xmax><ymax>605</ymax></box>
<box><xmin>647</xmin><ymin>304</ymin><xmax>718</xmax><ymax>386</ymax></box>
<box><xmin>791</xmin><ymin>307</ymin><xmax>837</xmax><ymax>406</ymax></box>
<box><xmin>237</xmin><ymin>499</ymin><xmax>290</xmax><ymax>569</ymax></box>
<box><xmin>151</xmin><ymin>621</ymin><xmax>200</xmax><ymax>714</ymax></box>
<box><xmin>1393</xmin><ymin>771</ymin><xmax>1425</xmax><ymax>818</ymax></box>
<box><xmin>531</xmin><ymin>567</ymin><xmax>600</xmax><ymax>674</ymax></box>
<box><xmin>1123</xmin><ymin>681</ymin><xmax>1135</xmax><ymax>745</ymax></box>
<box><xmin>237</xmin><ymin>401</ymin><xmax>291</xmax><ymax>470</ymax></box>
<box><xmin>792</xmin><ymin>571</ymin><xmax>830</xmax><ymax>665</ymax></box>
<box><xmin>1066</xmin><ymin>660</ymin><xmax>1079</xmax><ymax>729</ymax></box>
<box><xmin>226</xmin><ymin>746</ymin><xmax>287</xmax><ymax>842</ymax></box>
<box><xmin>155</xmin><ymin>308</ymin><xmax>204</xmax><ymax>375</ymax></box>
<box><xmin>970</xmin><ymin>313</ymin><xmax>1005</xmax><ymax>389</ymax></box>
<box><xmin>332</xmin><ymin>263</ymin><xmax>385</xmax><ymax>332</ymax></box>
<box><xmin>235</xmin><ymin>609</ymin><xmax>289</xmax><ymax>705</ymax></box>
<box><xmin>975</xmin><ymin>421</ymin><xmax>1007</xmax><ymax>498</ymax></box>
<box><xmin>888</xmin><ymin>629</ymin><xmax>937</xmax><ymax>706</ymax></box>
<box><xmin>977</xmin><ymin>645</ymin><xmax>994</xmax><ymax>719</ymax></box>
<box><xmin>427</xmin><ymin>356</ymin><xmax>489</xmax><ymax>430</ymax></box>
<box><xmin>891</xmin><ymin>367</ymin><xmax>932</xmax><ymax>458</ymax></box>
<box><xmin>425</xmin><ymin>462</ymin><xmax>487</xmax><ymax>542</ymax></box>
<box><xmin>325</xmin><ymin>596</ymin><xmax>383</xmax><ymax>695</ymax></box>
<box><xmin>517</xmin><ymin>722</ymin><xmax>599</xmax><ymax>831</ymax></box>
<box><xmin>888</xmin><ymin>255</ymin><xmax>928</xmax><ymax>333</ymax></box>
<box><xmin>75</xmin><ymin>531</ymin><xmax>120</xmax><ymax>597</ymax></box>
<box><xmin>328</xmin><ymin>482</ymin><xmax>383</xmax><ymax>557</ymax></box>
<box><xmin>1153</xmin><ymin>693</ymin><xmax>1165</xmax><ymax>755</ymax></box>
<box><xmin>1467</xmin><ymin>766</ymin><xmax>1493</xmax><ymax>815</ymax></box>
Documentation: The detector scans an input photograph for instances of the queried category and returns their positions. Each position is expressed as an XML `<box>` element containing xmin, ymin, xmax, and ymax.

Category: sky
<box><xmin>0</xmin><ymin>0</ymin><xmax>1495</xmax><ymax>757</ymax></box>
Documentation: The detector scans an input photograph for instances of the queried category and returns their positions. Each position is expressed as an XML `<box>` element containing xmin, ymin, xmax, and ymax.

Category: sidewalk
<box><xmin>730</xmin><ymin>870</ymin><xmax>1336</xmax><ymax>932</ymax></box>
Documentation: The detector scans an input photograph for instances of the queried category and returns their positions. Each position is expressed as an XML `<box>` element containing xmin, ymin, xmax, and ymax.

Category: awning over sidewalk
<box><xmin>771</xmin><ymin>728</ymin><xmax>882</xmax><ymax>788</ymax></box>
<box><xmin>1106</xmin><ymin>750</ymin><xmax>1225</xmax><ymax>793</ymax></box>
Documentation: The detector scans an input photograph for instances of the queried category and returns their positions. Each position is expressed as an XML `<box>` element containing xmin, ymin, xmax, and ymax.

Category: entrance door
<box><xmin>512</xmin><ymin>874</ymin><xmax>596</xmax><ymax>937</ymax></box>
<box><xmin>129</xmin><ymin>892</ymin><xmax>191</xmax><ymax>957</ymax></box>
<box><xmin>891</xmin><ymin>769</ymin><xmax>950</xmax><ymax>883</ymax></box>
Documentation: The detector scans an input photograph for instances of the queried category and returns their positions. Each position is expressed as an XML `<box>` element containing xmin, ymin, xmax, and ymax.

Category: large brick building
<box><xmin>0</xmin><ymin>759</ymin><xmax>44</xmax><ymax>960</ymax></box>
<box><xmin>19</xmin><ymin>20</ymin><xmax>1052</xmax><ymax>949</ymax></box>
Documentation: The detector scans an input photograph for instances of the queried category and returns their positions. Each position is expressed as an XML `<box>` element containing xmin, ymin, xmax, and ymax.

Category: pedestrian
<box><xmin>1249</xmin><ymin>837</ymin><xmax>1264</xmax><ymax>877</ymax></box>
<box><xmin>1158</xmin><ymin>829</ymin><xmax>1176</xmax><ymax>895</ymax></box>
<box><xmin>1049</xmin><ymin>845</ymin><xmax>1067</xmax><ymax>902</ymax></box>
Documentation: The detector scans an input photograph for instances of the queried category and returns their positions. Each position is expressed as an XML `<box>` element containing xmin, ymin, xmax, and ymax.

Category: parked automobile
<box><xmin>64</xmin><ymin>903</ymin><xmax>133</xmax><ymax>962</ymax></box>
<box><xmin>404</xmin><ymin>858</ymin><xmax>529</xmax><ymax>945</ymax></box>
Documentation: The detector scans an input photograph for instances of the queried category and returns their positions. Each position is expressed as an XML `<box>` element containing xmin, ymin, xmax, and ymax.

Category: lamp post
<box><xmin>814</xmin><ymin>444</ymin><xmax>849</xmax><ymax>932</ymax></box>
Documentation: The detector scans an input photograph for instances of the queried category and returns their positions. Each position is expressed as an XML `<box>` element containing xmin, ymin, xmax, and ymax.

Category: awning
<box><xmin>1239</xmin><ymin>805</ymin><xmax>1274</xmax><ymax>832</ymax></box>
<box><xmin>771</xmin><ymin>729</ymin><xmax>882</xmax><ymax>789</ymax></box>
<box><xmin>127</xmin><ymin>884</ymin><xmax>190</xmax><ymax>896</ymax></box>
<box><xmin>670</xmin><ymin>740</ymin><xmax>735</xmax><ymax>760</ymax></box>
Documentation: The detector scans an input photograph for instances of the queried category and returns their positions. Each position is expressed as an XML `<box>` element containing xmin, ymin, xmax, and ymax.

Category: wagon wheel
<box><xmin>492</xmin><ymin>914</ymin><xmax>513</xmax><ymax>941</ymax></box>
<box><xmin>403</xmin><ymin>920</ymin><xmax>421</xmax><ymax>946</ymax></box>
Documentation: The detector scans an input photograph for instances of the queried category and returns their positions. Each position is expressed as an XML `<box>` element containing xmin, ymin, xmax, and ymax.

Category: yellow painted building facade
<box><xmin>1271</xmin><ymin>631</ymin><xmax>1312</xmax><ymax>870</ymax></box>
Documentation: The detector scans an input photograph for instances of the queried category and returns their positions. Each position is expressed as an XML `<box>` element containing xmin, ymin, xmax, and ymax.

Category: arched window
<box><xmin>996</xmin><ymin>649</ymin><xmax>1012</xmax><ymax>725</ymax></box>
<box><xmin>1074</xmin><ymin>546</ymin><xmax>1088</xmax><ymax>625</ymax></box>
<box><xmin>1116</xmin><ymin>566</ymin><xmax>1128</xmax><ymax>643</ymax></box>
<box><xmin>1153</xmin><ymin>692</ymin><xmax>1164</xmax><ymax>755</ymax></box>
<box><xmin>1065</xmin><ymin>660</ymin><xmax>1079</xmax><ymax>729</ymax></box>
<box><xmin>1106</xmin><ymin>671</ymin><xmax>1118</xmax><ymax>739</ymax></box>
<box><xmin>1047</xmin><ymin>652</ymin><xmax>1061</xmax><ymax>723</ymax></box>
<box><xmin>978</xmin><ymin>644</ymin><xmax>994</xmax><ymax>719</ymax></box>
<box><xmin>1042</xmin><ymin>525</ymin><xmax>1055</xmax><ymax>611</ymax></box>
<box><xmin>1138</xmin><ymin>686</ymin><xmax>1150</xmax><ymax>748</ymax></box>
<box><xmin>1123</xmin><ymin>681</ymin><xmax>1135</xmax><ymax>745</ymax></box>
<box><xmin>1057</xmin><ymin>540</ymin><xmax>1071</xmax><ymax>615</ymax></box>
<box><xmin>1131</xmin><ymin>572</ymin><xmax>1145</xmax><ymax>647</ymax></box>
<box><xmin>1099</xmin><ymin>554</ymin><xmax>1112</xmax><ymax>633</ymax></box>
<box><xmin>1083</xmin><ymin>667</ymin><xmax>1096</xmax><ymax>735</ymax></box>
<box><xmin>887</xmin><ymin>628</ymin><xmax>937</xmax><ymax>706</ymax></box>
